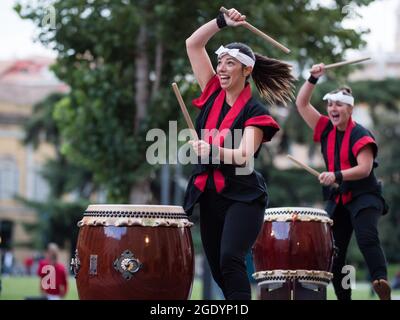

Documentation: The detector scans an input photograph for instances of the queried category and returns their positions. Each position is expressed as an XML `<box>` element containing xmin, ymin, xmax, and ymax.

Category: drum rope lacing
<box><xmin>78</xmin><ymin>209</ymin><xmax>193</xmax><ymax>228</ymax></box>
<box><xmin>253</xmin><ymin>270</ymin><xmax>333</xmax><ymax>286</ymax></box>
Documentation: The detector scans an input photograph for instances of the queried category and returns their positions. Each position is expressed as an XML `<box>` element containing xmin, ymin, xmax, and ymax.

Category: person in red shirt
<box><xmin>24</xmin><ymin>256</ymin><xmax>34</xmax><ymax>275</ymax></box>
<box><xmin>37</xmin><ymin>243</ymin><xmax>68</xmax><ymax>300</ymax></box>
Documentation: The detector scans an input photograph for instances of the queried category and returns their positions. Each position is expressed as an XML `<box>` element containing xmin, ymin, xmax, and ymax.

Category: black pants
<box><xmin>331</xmin><ymin>204</ymin><xmax>388</xmax><ymax>300</ymax></box>
<box><xmin>199</xmin><ymin>191</ymin><xmax>265</xmax><ymax>300</ymax></box>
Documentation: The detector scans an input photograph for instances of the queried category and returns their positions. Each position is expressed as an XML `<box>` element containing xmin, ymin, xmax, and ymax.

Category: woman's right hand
<box><xmin>223</xmin><ymin>8</ymin><xmax>247</xmax><ymax>27</ymax></box>
<box><xmin>310</xmin><ymin>63</ymin><xmax>325</xmax><ymax>78</ymax></box>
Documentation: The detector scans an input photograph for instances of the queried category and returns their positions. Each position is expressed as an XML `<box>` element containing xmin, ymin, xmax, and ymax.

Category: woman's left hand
<box><xmin>318</xmin><ymin>171</ymin><xmax>336</xmax><ymax>186</ymax></box>
<box><xmin>189</xmin><ymin>140</ymin><xmax>211</xmax><ymax>158</ymax></box>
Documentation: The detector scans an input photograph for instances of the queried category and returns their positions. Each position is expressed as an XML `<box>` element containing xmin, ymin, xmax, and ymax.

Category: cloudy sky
<box><xmin>0</xmin><ymin>0</ymin><xmax>398</xmax><ymax>60</ymax></box>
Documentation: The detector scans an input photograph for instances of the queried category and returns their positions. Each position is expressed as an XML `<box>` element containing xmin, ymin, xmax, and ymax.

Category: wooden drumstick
<box><xmin>220</xmin><ymin>6</ymin><xmax>290</xmax><ymax>54</ymax></box>
<box><xmin>311</xmin><ymin>57</ymin><xmax>371</xmax><ymax>72</ymax></box>
<box><xmin>171</xmin><ymin>82</ymin><xmax>199</xmax><ymax>141</ymax></box>
<box><xmin>287</xmin><ymin>154</ymin><xmax>339</xmax><ymax>189</ymax></box>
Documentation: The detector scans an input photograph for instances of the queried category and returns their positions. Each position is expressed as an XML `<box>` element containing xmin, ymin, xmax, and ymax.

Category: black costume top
<box><xmin>314</xmin><ymin>115</ymin><xmax>388</xmax><ymax>217</ymax></box>
<box><xmin>183</xmin><ymin>75</ymin><xmax>280</xmax><ymax>215</ymax></box>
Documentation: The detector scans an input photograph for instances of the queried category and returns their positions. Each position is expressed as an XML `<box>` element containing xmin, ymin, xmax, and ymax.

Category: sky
<box><xmin>0</xmin><ymin>0</ymin><xmax>398</xmax><ymax>60</ymax></box>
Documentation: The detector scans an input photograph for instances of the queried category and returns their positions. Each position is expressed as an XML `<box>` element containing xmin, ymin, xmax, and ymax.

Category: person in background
<box><xmin>37</xmin><ymin>243</ymin><xmax>68</xmax><ymax>300</ymax></box>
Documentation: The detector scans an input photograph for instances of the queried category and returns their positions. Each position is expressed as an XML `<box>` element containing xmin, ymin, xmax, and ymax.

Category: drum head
<box><xmin>264</xmin><ymin>207</ymin><xmax>332</xmax><ymax>225</ymax></box>
<box><xmin>78</xmin><ymin>204</ymin><xmax>192</xmax><ymax>227</ymax></box>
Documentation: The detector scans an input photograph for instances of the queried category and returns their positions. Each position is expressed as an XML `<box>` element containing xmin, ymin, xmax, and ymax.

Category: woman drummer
<box><xmin>183</xmin><ymin>8</ymin><xmax>295</xmax><ymax>299</ymax></box>
<box><xmin>295</xmin><ymin>63</ymin><xmax>391</xmax><ymax>300</ymax></box>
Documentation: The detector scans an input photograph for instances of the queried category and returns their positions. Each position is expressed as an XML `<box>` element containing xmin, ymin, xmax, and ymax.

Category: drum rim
<box><xmin>265</xmin><ymin>207</ymin><xmax>328</xmax><ymax>215</ymax></box>
<box><xmin>252</xmin><ymin>269</ymin><xmax>333</xmax><ymax>286</ymax></box>
<box><xmin>264</xmin><ymin>207</ymin><xmax>332</xmax><ymax>224</ymax></box>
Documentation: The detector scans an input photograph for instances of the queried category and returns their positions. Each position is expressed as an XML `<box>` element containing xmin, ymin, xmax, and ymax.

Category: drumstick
<box><xmin>219</xmin><ymin>6</ymin><xmax>290</xmax><ymax>54</ymax></box>
<box><xmin>312</xmin><ymin>57</ymin><xmax>371</xmax><ymax>71</ymax></box>
<box><xmin>287</xmin><ymin>154</ymin><xmax>339</xmax><ymax>189</ymax></box>
<box><xmin>171</xmin><ymin>82</ymin><xmax>199</xmax><ymax>141</ymax></box>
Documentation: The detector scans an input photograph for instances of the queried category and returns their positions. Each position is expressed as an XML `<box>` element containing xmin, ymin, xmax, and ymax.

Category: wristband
<box><xmin>334</xmin><ymin>171</ymin><xmax>343</xmax><ymax>184</ymax></box>
<box><xmin>308</xmin><ymin>75</ymin><xmax>319</xmax><ymax>85</ymax></box>
<box><xmin>216</xmin><ymin>12</ymin><xmax>227</xmax><ymax>29</ymax></box>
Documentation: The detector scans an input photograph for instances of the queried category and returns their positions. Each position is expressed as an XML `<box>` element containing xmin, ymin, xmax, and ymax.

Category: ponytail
<box><xmin>252</xmin><ymin>53</ymin><xmax>295</xmax><ymax>106</ymax></box>
<box><xmin>224</xmin><ymin>42</ymin><xmax>295</xmax><ymax>106</ymax></box>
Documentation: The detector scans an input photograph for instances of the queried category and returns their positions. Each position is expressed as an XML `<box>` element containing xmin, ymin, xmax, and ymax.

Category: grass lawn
<box><xmin>1</xmin><ymin>276</ymin><xmax>399</xmax><ymax>300</ymax></box>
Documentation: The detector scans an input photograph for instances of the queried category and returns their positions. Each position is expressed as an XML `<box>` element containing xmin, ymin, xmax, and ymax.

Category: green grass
<box><xmin>0</xmin><ymin>276</ymin><xmax>79</xmax><ymax>300</ymax></box>
<box><xmin>1</xmin><ymin>276</ymin><xmax>398</xmax><ymax>300</ymax></box>
<box><xmin>0</xmin><ymin>276</ymin><xmax>201</xmax><ymax>300</ymax></box>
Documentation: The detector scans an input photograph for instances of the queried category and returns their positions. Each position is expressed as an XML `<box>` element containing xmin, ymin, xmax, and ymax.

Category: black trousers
<box><xmin>331</xmin><ymin>203</ymin><xmax>388</xmax><ymax>300</ymax></box>
<box><xmin>199</xmin><ymin>191</ymin><xmax>265</xmax><ymax>300</ymax></box>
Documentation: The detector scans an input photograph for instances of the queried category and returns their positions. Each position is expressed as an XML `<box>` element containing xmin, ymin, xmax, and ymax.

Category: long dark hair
<box><xmin>225</xmin><ymin>42</ymin><xmax>295</xmax><ymax>106</ymax></box>
<box><xmin>330</xmin><ymin>86</ymin><xmax>353</xmax><ymax>96</ymax></box>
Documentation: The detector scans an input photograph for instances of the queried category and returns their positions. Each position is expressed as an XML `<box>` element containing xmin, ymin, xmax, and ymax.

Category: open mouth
<box><xmin>219</xmin><ymin>75</ymin><xmax>230</xmax><ymax>83</ymax></box>
<box><xmin>330</xmin><ymin>112</ymin><xmax>340</xmax><ymax>122</ymax></box>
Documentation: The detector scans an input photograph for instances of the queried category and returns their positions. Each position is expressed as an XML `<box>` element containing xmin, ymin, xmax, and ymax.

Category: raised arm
<box><xmin>295</xmin><ymin>63</ymin><xmax>325</xmax><ymax>130</ymax></box>
<box><xmin>185</xmin><ymin>8</ymin><xmax>246</xmax><ymax>91</ymax></box>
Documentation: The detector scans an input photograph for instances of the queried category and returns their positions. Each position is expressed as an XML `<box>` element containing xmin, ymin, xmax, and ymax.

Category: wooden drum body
<box><xmin>71</xmin><ymin>205</ymin><xmax>194</xmax><ymax>300</ymax></box>
<box><xmin>252</xmin><ymin>207</ymin><xmax>334</xmax><ymax>289</ymax></box>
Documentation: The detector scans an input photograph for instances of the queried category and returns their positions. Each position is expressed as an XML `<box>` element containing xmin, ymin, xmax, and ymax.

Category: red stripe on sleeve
<box><xmin>352</xmin><ymin>136</ymin><xmax>376</xmax><ymax>157</ymax></box>
<box><xmin>244</xmin><ymin>115</ymin><xmax>280</xmax><ymax>129</ymax></box>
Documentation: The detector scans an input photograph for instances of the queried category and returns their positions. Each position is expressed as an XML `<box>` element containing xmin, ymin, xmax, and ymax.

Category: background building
<box><xmin>0</xmin><ymin>56</ymin><xmax>67</xmax><ymax>270</ymax></box>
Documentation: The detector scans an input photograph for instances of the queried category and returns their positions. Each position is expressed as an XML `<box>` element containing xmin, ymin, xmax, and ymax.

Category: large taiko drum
<box><xmin>252</xmin><ymin>207</ymin><xmax>334</xmax><ymax>287</ymax></box>
<box><xmin>71</xmin><ymin>205</ymin><xmax>194</xmax><ymax>300</ymax></box>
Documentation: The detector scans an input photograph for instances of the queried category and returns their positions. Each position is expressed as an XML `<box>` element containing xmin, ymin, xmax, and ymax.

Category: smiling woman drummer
<box><xmin>295</xmin><ymin>63</ymin><xmax>391</xmax><ymax>300</ymax></box>
<box><xmin>183</xmin><ymin>7</ymin><xmax>295</xmax><ymax>300</ymax></box>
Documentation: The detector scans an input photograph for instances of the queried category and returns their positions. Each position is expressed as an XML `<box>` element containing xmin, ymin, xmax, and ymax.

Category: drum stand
<box><xmin>254</xmin><ymin>270</ymin><xmax>332</xmax><ymax>300</ymax></box>
<box><xmin>258</xmin><ymin>279</ymin><xmax>327</xmax><ymax>300</ymax></box>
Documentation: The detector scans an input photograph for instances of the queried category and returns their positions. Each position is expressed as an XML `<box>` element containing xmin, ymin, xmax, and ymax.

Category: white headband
<box><xmin>215</xmin><ymin>45</ymin><xmax>255</xmax><ymax>67</ymax></box>
<box><xmin>323</xmin><ymin>91</ymin><xmax>354</xmax><ymax>106</ymax></box>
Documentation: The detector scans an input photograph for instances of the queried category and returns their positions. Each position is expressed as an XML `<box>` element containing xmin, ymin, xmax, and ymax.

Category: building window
<box><xmin>0</xmin><ymin>157</ymin><xmax>19</xmax><ymax>200</ymax></box>
<box><xmin>33</xmin><ymin>168</ymin><xmax>50</xmax><ymax>201</ymax></box>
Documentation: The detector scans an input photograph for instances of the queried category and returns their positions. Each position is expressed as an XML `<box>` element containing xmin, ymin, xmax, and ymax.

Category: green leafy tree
<box><xmin>372</xmin><ymin>103</ymin><xmax>400</xmax><ymax>262</ymax></box>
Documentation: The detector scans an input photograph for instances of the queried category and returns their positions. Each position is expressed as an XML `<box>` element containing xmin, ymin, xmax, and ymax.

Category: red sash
<box><xmin>193</xmin><ymin>82</ymin><xmax>252</xmax><ymax>193</ymax></box>
<box><xmin>326</xmin><ymin>117</ymin><xmax>355</xmax><ymax>204</ymax></box>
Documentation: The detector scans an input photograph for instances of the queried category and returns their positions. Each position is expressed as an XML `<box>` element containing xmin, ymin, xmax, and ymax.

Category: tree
<box><xmin>16</xmin><ymin>0</ymin><xmax>375</xmax><ymax>203</ymax></box>
<box><xmin>18</xmin><ymin>93</ymin><xmax>93</xmax><ymax>253</ymax></box>
<box><xmin>371</xmin><ymin>101</ymin><xmax>400</xmax><ymax>262</ymax></box>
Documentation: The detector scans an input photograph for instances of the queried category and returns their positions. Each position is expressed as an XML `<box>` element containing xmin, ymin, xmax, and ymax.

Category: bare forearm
<box><xmin>296</xmin><ymin>81</ymin><xmax>315</xmax><ymax>109</ymax></box>
<box><xmin>295</xmin><ymin>80</ymin><xmax>320</xmax><ymax>129</ymax></box>
<box><xmin>341</xmin><ymin>165</ymin><xmax>372</xmax><ymax>181</ymax></box>
<box><xmin>218</xmin><ymin>147</ymin><xmax>249</xmax><ymax>166</ymax></box>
